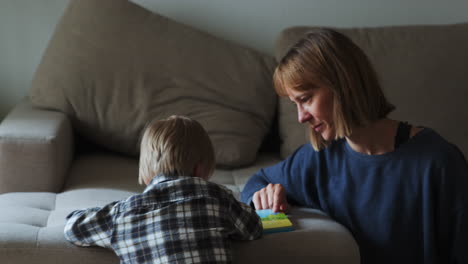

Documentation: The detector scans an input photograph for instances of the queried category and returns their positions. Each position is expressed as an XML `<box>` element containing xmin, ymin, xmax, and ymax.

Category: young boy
<box><xmin>64</xmin><ymin>115</ymin><xmax>262</xmax><ymax>263</ymax></box>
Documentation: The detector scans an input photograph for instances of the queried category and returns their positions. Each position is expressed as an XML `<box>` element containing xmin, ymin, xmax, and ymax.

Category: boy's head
<box><xmin>138</xmin><ymin>115</ymin><xmax>215</xmax><ymax>185</ymax></box>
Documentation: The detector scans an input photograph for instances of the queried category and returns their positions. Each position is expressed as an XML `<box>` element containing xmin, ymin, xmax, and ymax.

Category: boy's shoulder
<box><xmin>145</xmin><ymin>175</ymin><xmax>236</xmax><ymax>201</ymax></box>
<box><xmin>192</xmin><ymin>177</ymin><xmax>236</xmax><ymax>199</ymax></box>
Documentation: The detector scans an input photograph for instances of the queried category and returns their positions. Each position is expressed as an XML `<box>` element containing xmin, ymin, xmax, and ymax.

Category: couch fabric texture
<box><xmin>29</xmin><ymin>0</ymin><xmax>277</xmax><ymax>168</ymax></box>
<box><xmin>1</xmin><ymin>0</ymin><xmax>467</xmax><ymax>263</ymax></box>
<box><xmin>0</xmin><ymin>101</ymin><xmax>73</xmax><ymax>194</ymax></box>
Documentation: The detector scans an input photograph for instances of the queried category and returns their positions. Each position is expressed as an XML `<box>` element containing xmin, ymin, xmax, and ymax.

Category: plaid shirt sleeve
<box><xmin>64</xmin><ymin>201</ymin><xmax>119</xmax><ymax>248</ymax></box>
<box><xmin>228</xmin><ymin>198</ymin><xmax>263</xmax><ymax>240</ymax></box>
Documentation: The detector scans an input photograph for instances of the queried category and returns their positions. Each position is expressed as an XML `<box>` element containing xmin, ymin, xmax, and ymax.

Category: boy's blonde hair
<box><xmin>138</xmin><ymin>115</ymin><xmax>215</xmax><ymax>185</ymax></box>
<box><xmin>273</xmin><ymin>28</ymin><xmax>395</xmax><ymax>151</ymax></box>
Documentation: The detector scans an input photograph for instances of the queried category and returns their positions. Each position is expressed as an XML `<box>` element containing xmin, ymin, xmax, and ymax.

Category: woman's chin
<box><xmin>320</xmin><ymin>130</ymin><xmax>336</xmax><ymax>142</ymax></box>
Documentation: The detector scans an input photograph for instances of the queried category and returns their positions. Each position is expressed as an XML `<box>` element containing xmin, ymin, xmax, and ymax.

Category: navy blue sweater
<box><xmin>241</xmin><ymin>128</ymin><xmax>468</xmax><ymax>264</ymax></box>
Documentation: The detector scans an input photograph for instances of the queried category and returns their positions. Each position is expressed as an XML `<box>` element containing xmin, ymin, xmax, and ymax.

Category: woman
<box><xmin>241</xmin><ymin>28</ymin><xmax>467</xmax><ymax>263</ymax></box>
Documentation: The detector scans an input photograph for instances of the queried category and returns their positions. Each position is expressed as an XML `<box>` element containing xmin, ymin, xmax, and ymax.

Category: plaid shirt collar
<box><xmin>144</xmin><ymin>174</ymin><xmax>199</xmax><ymax>192</ymax></box>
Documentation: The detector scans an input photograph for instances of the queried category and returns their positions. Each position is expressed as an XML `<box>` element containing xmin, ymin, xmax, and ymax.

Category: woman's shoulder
<box><xmin>413</xmin><ymin>128</ymin><xmax>468</xmax><ymax>192</ymax></box>
<box><xmin>408</xmin><ymin>127</ymin><xmax>466</xmax><ymax>163</ymax></box>
<box><xmin>412</xmin><ymin>127</ymin><xmax>456</xmax><ymax>148</ymax></box>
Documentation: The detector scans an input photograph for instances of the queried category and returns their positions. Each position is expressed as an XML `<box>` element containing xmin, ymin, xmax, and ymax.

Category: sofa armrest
<box><xmin>0</xmin><ymin>99</ymin><xmax>74</xmax><ymax>193</ymax></box>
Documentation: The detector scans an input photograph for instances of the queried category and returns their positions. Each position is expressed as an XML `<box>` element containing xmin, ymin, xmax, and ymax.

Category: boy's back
<box><xmin>64</xmin><ymin>115</ymin><xmax>262</xmax><ymax>263</ymax></box>
<box><xmin>64</xmin><ymin>175</ymin><xmax>262</xmax><ymax>263</ymax></box>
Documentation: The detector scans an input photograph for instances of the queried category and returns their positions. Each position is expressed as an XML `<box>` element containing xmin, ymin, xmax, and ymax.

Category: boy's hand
<box><xmin>252</xmin><ymin>183</ymin><xmax>290</xmax><ymax>213</ymax></box>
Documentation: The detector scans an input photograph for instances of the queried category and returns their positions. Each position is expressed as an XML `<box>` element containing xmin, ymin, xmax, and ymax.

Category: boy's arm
<box><xmin>228</xmin><ymin>199</ymin><xmax>263</xmax><ymax>240</ymax></box>
<box><xmin>64</xmin><ymin>201</ymin><xmax>119</xmax><ymax>248</ymax></box>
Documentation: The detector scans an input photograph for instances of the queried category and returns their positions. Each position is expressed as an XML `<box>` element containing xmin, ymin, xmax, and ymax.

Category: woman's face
<box><xmin>286</xmin><ymin>85</ymin><xmax>336</xmax><ymax>141</ymax></box>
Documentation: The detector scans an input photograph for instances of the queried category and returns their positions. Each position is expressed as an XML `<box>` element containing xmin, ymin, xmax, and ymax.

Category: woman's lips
<box><xmin>313</xmin><ymin>123</ymin><xmax>323</xmax><ymax>132</ymax></box>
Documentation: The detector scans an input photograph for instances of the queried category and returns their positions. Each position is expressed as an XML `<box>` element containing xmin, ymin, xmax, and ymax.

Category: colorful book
<box><xmin>256</xmin><ymin>209</ymin><xmax>294</xmax><ymax>234</ymax></box>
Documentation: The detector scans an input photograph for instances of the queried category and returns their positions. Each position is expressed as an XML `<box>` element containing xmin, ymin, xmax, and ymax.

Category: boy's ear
<box><xmin>144</xmin><ymin>177</ymin><xmax>151</xmax><ymax>185</ymax></box>
<box><xmin>193</xmin><ymin>163</ymin><xmax>208</xmax><ymax>179</ymax></box>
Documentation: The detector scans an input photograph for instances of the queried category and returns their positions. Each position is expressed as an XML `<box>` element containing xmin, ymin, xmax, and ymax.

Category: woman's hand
<box><xmin>252</xmin><ymin>183</ymin><xmax>290</xmax><ymax>213</ymax></box>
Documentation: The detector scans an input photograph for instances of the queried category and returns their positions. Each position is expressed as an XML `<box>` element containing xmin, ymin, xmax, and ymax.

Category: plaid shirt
<box><xmin>64</xmin><ymin>175</ymin><xmax>262</xmax><ymax>263</ymax></box>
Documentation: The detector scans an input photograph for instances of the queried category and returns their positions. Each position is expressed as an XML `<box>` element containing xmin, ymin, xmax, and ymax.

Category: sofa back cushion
<box><xmin>30</xmin><ymin>0</ymin><xmax>277</xmax><ymax>168</ymax></box>
<box><xmin>275</xmin><ymin>23</ymin><xmax>468</xmax><ymax>159</ymax></box>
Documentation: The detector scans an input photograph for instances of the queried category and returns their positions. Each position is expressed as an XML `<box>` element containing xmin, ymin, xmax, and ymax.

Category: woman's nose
<box><xmin>297</xmin><ymin>106</ymin><xmax>312</xmax><ymax>123</ymax></box>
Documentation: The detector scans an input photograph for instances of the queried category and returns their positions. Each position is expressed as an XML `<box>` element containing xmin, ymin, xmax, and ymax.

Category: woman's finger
<box><xmin>260</xmin><ymin>188</ymin><xmax>270</xmax><ymax>210</ymax></box>
<box><xmin>252</xmin><ymin>191</ymin><xmax>261</xmax><ymax>210</ymax></box>
<box><xmin>273</xmin><ymin>184</ymin><xmax>289</xmax><ymax>213</ymax></box>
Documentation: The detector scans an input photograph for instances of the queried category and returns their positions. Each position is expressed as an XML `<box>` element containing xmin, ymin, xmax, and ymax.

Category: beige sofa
<box><xmin>1</xmin><ymin>0</ymin><xmax>467</xmax><ymax>263</ymax></box>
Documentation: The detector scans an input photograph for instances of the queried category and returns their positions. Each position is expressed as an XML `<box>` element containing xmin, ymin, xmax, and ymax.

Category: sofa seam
<box><xmin>34</xmin><ymin>225</ymin><xmax>41</xmax><ymax>248</ymax></box>
<box><xmin>0</xmin><ymin>137</ymin><xmax>54</xmax><ymax>142</ymax></box>
<box><xmin>0</xmin><ymin>247</ymin><xmax>108</xmax><ymax>253</ymax></box>
<box><xmin>35</xmin><ymin>194</ymin><xmax>58</xmax><ymax>248</ymax></box>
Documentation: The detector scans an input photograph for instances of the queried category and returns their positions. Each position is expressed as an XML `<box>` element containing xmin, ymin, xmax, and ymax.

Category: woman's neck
<box><xmin>345</xmin><ymin>118</ymin><xmax>399</xmax><ymax>155</ymax></box>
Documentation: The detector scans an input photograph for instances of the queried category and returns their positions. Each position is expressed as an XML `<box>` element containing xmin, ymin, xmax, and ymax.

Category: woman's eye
<box><xmin>300</xmin><ymin>96</ymin><xmax>310</xmax><ymax>103</ymax></box>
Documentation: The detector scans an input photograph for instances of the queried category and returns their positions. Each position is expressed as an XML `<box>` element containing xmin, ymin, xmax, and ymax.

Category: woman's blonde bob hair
<box><xmin>273</xmin><ymin>28</ymin><xmax>395</xmax><ymax>150</ymax></box>
<box><xmin>138</xmin><ymin>115</ymin><xmax>215</xmax><ymax>185</ymax></box>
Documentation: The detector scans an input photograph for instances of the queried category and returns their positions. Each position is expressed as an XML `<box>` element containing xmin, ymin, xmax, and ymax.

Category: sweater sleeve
<box><xmin>437</xmin><ymin>146</ymin><xmax>468</xmax><ymax>263</ymax></box>
<box><xmin>451</xmin><ymin>208</ymin><xmax>467</xmax><ymax>264</ymax></box>
<box><xmin>240</xmin><ymin>144</ymin><xmax>314</xmax><ymax>207</ymax></box>
<box><xmin>240</xmin><ymin>167</ymin><xmax>275</xmax><ymax>206</ymax></box>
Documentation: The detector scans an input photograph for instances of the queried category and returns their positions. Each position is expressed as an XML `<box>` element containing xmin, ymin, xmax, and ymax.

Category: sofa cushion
<box><xmin>274</xmin><ymin>23</ymin><xmax>468</xmax><ymax>158</ymax></box>
<box><xmin>29</xmin><ymin>0</ymin><xmax>276</xmax><ymax>167</ymax></box>
<box><xmin>0</xmin><ymin>152</ymin><xmax>359</xmax><ymax>264</ymax></box>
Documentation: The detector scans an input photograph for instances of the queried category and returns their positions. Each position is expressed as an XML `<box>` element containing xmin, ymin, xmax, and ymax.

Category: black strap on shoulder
<box><xmin>394</xmin><ymin>121</ymin><xmax>412</xmax><ymax>149</ymax></box>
